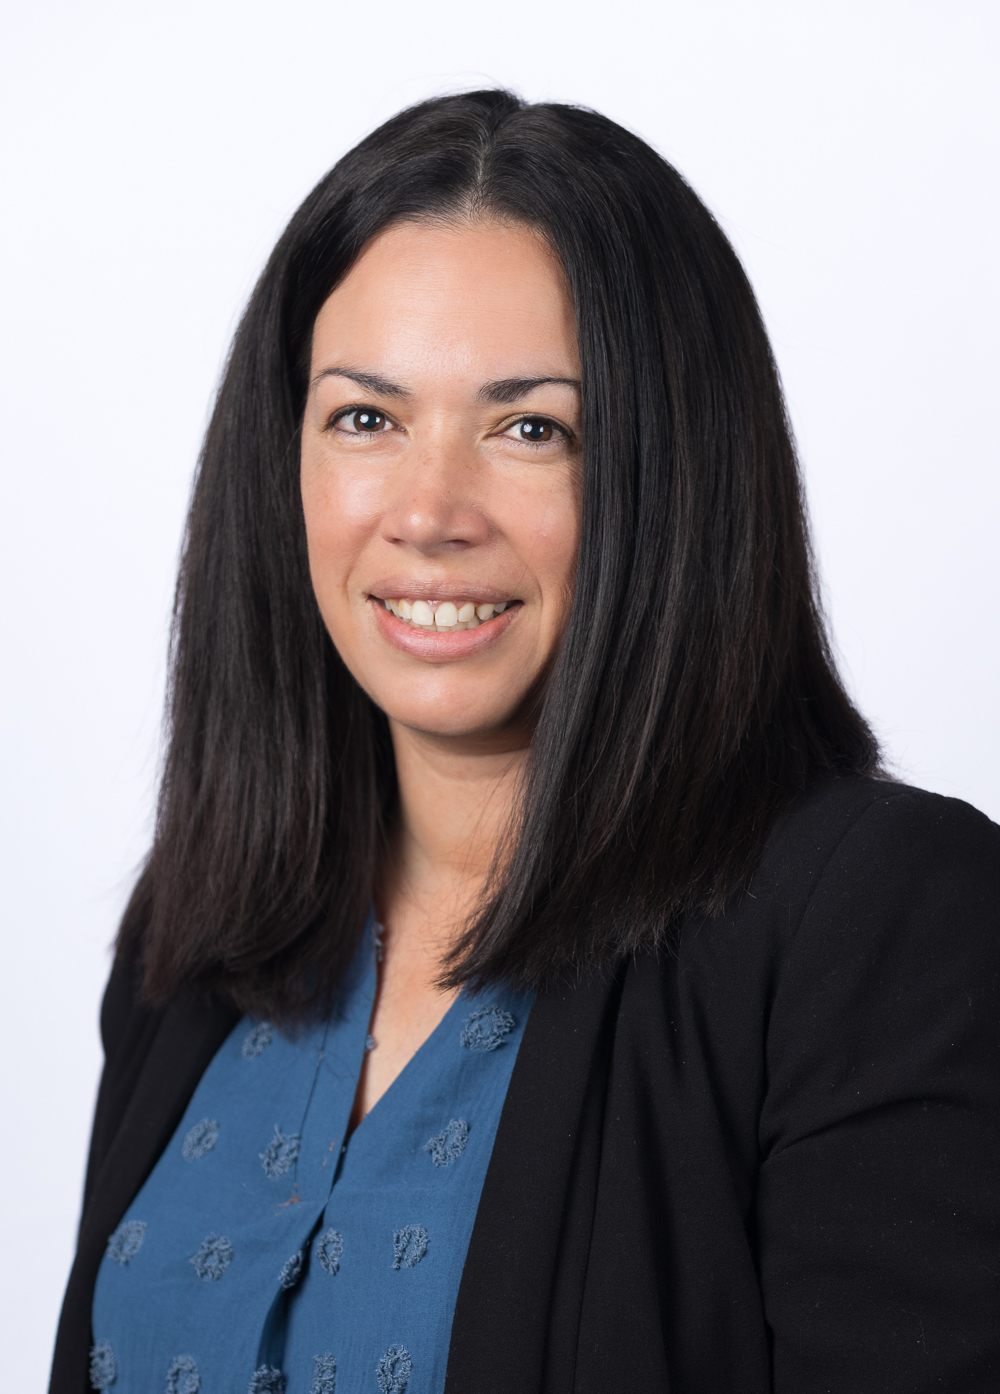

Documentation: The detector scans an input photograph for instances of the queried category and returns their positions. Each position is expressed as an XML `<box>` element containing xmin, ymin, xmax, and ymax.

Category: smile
<box><xmin>380</xmin><ymin>598</ymin><xmax>511</xmax><ymax>631</ymax></box>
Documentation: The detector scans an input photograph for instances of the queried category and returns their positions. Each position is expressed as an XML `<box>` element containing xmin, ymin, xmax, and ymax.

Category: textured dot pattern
<box><xmin>392</xmin><ymin>1225</ymin><xmax>429</xmax><ymax>1270</ymax></box>
<box><xmin>242</xmin><ymin>1021</ymin><xmax>274</xmax><ymax>1059</ymax></box>
<box><xmin>166</xmin><ymin>1354</ymin><xmax>201</xmax><ymax>1394</ymax></box>
<box><xmin>106</xmin><ymin>1220</ymin><xmax>146</xmax><ymax>1266</ymax></box>
<box><xmin>260</xmin><ymin>1126</ymin><xmax>300</xmax><ymax>1179</ymax></box>
<box><xmin>90</xmin><ymin>913</ymin><xmax>533</xmax><ymax>1394</ymax></box>
<box><xmin>315</xmin><ymin>1227</ymin><xmax>344</xmax><ymax>1276</ymax></box>
<box><xmin>182</xmin><ymin>1118</ymin><xmax>219</xmax><ymax>1162</ymax></box>
<box><xmin>310</xmin><ymin>1353</ymin><xmax>337</xmax><ymax>1394</ymax></box>
<box><xmin>376</xmin><ymin>1345</ymin><xmax>413</xmax><ymax>1394</ymax></box>
<box><xmin>248</xmin><ymin>1366</ymin><xmax>286</xmax><ymax>1394</ymax></box>
<box><xmin>423</xmin><ymin>1118</ymin><xmax>469</xmax><ymax>1167</ymax></box>
<box><xmin>459</xmin><ymin>1006</ymin><xmax>516</xmax><ymax>1052</ymax></box>
<box><xmin>190</xmin><ymin>1232</ymin><xmax>234</xmax><ymax>1281</ymax></box>
<box><xmin>279</xmin><ymin>1250</ymin><xmax>304</xmax><ymax>1290</ymax></box>
<box><xmin>89</xmin><ymin>1339</ymin><xmax>116</xmax><ymax>1391</ymax></box>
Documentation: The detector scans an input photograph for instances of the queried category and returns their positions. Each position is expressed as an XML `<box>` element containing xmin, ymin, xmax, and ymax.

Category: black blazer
<box><xmin>51</xmin><ymin>777</ymin><xmax>1000</xmax><ymax>1393</ymax></box>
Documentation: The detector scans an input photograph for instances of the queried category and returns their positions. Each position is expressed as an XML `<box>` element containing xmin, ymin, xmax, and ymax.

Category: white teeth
<box><xmin>435</xmin><ymin>601</ymin><xmax>459</xmax><ymax>628</ymax></box>
<box><xmin>382</xmin><ymin>597</ymin><xmax>514</xmax><ymax>631</ymax></box>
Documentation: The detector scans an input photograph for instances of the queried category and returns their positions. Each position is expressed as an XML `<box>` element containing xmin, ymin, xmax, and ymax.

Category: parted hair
<box><xmin>124</xmin><ymin>89</ymin><xmax>879</xmax><ymax>1020</ymax></box>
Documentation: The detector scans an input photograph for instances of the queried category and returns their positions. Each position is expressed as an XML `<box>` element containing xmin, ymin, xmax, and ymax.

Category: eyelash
<box><xmin>326</xmin><ymin>405</ymin><xmax>572</xmax><ymax>446</ymax></box>
<box><xmin>505</xmin><ymin>416</ymin><xmax>570</xmax><ymax>448</ymax></box>
<box><xmin>327</xmin><ymin>405</ymin><xmax>396</xmax><ymax>434</ymax></box>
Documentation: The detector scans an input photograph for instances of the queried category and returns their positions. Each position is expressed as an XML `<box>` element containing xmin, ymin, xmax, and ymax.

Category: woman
<box><xmin>52</xmin><ymin>90</ymin><xmax>999</xmax><ymax>1393</ymax></box>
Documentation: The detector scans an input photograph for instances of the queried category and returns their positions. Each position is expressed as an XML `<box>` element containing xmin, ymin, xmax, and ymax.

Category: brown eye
<box><xmin>352</xmin><ymin>409</ymin><xmax>386</xmax><ymax>432</ymax></box>
<box><xmin>518</xmin><ymin>418</ymin><xmax>553</xmax><ymax>442</ymax></box>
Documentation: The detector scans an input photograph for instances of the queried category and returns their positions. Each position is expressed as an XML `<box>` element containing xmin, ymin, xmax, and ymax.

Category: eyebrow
<box><xmin>311</xmin><ymin>366</ymin><xmax>410</xmax><ymax>398</ymax></box>
<box><xmin>311</xmin><ymin>367</ymin><xmax>581</xmax><ymax>404</ymax></box>
<box><xmin>477</xmin><ymin>376</ymin><xmax>581</xmax><ymax>404</ymax></box>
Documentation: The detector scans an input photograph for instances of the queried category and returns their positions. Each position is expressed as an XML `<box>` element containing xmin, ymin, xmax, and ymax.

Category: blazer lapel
<box><xmin>444</xmin><ymin>967</ymin><xmax>622</xmax><ymax>1394</ymax></box>
<box><xmin>50</xmin><ymin>994</ymin><xmax>239</xmax><ymax>1394</ymax></box>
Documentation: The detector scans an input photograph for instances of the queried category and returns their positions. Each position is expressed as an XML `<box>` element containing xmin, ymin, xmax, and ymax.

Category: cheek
<box><xmin>300</xmin><ymin>453</ymin><xmax>383</xmax><ymax>591</ymax></box>
<box><xmin>506</xmin><ymin>472</ymin><xmax>580</xmax><ymax>611</ymax></box>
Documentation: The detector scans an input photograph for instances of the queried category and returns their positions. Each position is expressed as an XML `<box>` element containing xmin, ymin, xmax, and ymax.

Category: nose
<box><xmin>379</xmin><ymin>434</ymin><xmax>490</xmax><ymax>555</ymax></box>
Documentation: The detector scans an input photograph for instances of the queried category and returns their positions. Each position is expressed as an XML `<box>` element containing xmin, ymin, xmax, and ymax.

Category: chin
<box><xmin>390</xmin><ymin>706</ymin><xmax>518</xmax><ymax>740</ymax></box>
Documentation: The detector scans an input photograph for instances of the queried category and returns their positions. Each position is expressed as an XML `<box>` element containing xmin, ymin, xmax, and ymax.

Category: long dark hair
<box><xmin>125</xmin><ymin>89</ymin><xmax>879</xmax><ymax>1019</ymax></box>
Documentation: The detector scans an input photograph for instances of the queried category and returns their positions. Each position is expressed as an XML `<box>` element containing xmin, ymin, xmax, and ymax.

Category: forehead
<box><xmin>309</xmin><ymin>219</ymin><xmax>579</xmax><ymax>380</ymax></box>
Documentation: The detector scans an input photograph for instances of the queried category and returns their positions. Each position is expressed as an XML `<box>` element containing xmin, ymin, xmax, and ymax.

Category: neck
<box><xmin>379</xmin><ymin>720</ymin><xmax>530</xmax><ymax>946</ymax></box>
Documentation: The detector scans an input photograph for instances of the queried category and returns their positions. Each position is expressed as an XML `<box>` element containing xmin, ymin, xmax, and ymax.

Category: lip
<box><xmin>368</xmin><ymin>580</ymin><xmax>517</xmax><ymax>606</ymax></box>
<box><xmin>369</xmin><ymin>595</ymin><xmax>521</xmax><ymax>660</ymax></box>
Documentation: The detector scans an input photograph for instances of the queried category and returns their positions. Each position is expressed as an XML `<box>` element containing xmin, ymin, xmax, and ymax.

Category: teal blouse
<box><xmin>91</xmin><ymin>915</ymin><xmax>533</xmax><ymax>1393</ymax></box>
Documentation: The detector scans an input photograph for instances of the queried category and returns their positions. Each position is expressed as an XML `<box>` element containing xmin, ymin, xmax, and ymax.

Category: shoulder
<box><xmin>743</xmin><ymin>775</ymin><xmax>999</xmax><ymax>941</ymax></box>
<box><xmin>743</xmin><ymin>780</ymin><xmax>1000</xmax><ymax>1138</ymax></box>
<box><xmin>773</xmin><ymin>778</ymin><xmax>1000</xmax><ymax>1026</ymax></box>
<box><xmin>795</xmin><ymin>772</ymin><xmax>997</xmax><ymax>862</ymax></box>
<box><xmin>657</xmin><ymin>777</ymin><xmax>1000</xmax><ymax>1167</ymax></box>
<box><xmin>748</xmin><ymin>785</ymin><xmax>1000</xmax><ymax>1386</ymax></box>
<box><xmin>668</xmin><ymin>777</ymin><xmax>999</xmax><ymax>1052</ymax></box>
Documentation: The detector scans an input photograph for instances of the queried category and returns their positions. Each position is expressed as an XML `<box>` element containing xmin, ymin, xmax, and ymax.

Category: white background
<box><xmin>2</xmin><ymin>1</ymin><xmax>997</xmax><ymax>1385</ymax></box>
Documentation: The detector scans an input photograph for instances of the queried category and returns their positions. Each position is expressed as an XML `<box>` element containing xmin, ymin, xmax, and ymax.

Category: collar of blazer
<box><xmin>445</xmin><ymin>968</ymin><xmax>623</xmax><ymax>1394</ymax></box>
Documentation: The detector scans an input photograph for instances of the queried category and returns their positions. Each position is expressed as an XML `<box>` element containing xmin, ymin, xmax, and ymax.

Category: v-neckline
<box><xmin>345</xmin><ymin>974</ymin><xmax>470</xmax><ymax>1142</ymax></box>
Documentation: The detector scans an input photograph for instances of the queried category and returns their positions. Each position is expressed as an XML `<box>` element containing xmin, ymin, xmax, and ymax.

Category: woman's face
<box><xmin>301</xmin><ymin>218</ymin><xmax>582</xmax><ymax>746</ymax></box>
